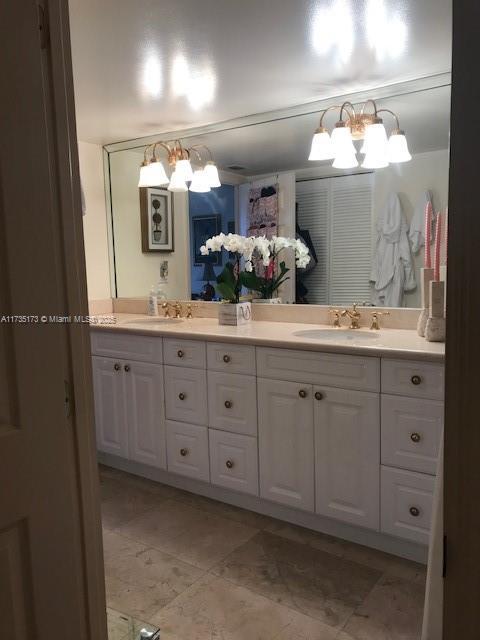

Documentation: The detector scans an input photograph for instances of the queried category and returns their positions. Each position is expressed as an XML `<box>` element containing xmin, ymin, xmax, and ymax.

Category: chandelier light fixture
<box><xmin>308</xmin><ymin>99</ymin><xmax>412</xmax><ymax>169</ymax></box>
<box><xmin>138</xmin><ymin>140</ymin><xmax>221</xmax><ymax>192</ymax></box>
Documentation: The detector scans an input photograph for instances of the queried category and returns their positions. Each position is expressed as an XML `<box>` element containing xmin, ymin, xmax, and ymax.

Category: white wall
<box><xmin>373</xmin><ymin>149</ymin><xmax>449</xmax><ymax>307</ymax></box>
<box><xmin>238</xmin><ymin>172</ymin><xmax>296</xmax><ymax>303</ymax></box>
<box><xmin>79</xmin><ymin>141</ymin><xmax>111</xmax><ymax>301</ymax></box>
<box><xmin>109</xmin><ymin>149</ymin><xmax>190</xmax><ymax>299</ymax></box>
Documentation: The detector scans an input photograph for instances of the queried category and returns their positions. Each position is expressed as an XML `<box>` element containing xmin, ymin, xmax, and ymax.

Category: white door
<box><xmin>126</xmin><ymin>361</ymin><xmax>166</xmax><ymax>468</ymax></box>
<box><xmin>314</xmin><ymin>386</ymin><xmax>380</xmax><ymax>530</ymax></box>
<box><xmin>92</xmin><ymin>356</ymin><xmax>128</xmax><ymax>457</ymax></box>
<box><xmin>258</xmin><ymin>378</ymin><xmax>314</xmax><ymax>511</ymax></box>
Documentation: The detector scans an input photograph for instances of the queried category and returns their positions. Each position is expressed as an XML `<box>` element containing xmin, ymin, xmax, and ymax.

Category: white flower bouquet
<box><xmin>200</xmin><ymin>233</ymin><xmax>310</xmax><ymax>302</ymax></box>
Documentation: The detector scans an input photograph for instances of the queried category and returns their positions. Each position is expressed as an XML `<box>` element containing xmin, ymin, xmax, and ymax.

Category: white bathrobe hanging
<box><xmin>370</xmin><ymin>193</ymin><xmax>416</xmax><ymax>307</ymax></box>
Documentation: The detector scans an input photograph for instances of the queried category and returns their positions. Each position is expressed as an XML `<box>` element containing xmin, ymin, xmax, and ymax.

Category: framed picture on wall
<box><xmin>140</xmin><ymin>187</ymin><xmax>174</xmax><ymax>252</ymax></box>
<box><xmin>192</xmin><ymin>214</ymin><xmax>222</xmax><ymax>265</ymax></box>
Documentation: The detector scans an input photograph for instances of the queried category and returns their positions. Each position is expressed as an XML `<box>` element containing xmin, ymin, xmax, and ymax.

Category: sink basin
<box><xmin>293</xmin><ymin>329</ymin><xmax>380</xmax><ymax>341</ymax></box>
<box><xmin>124</xmin><ymin>317</ymin><xmax>184</xmax><ymax>325</ymax></box>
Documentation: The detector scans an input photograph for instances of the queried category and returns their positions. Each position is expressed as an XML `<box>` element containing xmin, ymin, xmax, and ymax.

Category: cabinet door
<box><xmin>126</xmin><ymin>361</ymin><xmax>166</xmax><ymax>469</ymax></box>
<box><xmin>92</xmin><ymin>356</ymin><xmax>127</xmax><ymax>457</ymax></box>
<box><xmin>314</xmin><ymin>386</ymin><xmax>380</xmax><ymax>530</ymax></box>
<box><xmin>258</xmin><ymin>378</ymin><xmax>314</xmax><ymax>511</ymax></box>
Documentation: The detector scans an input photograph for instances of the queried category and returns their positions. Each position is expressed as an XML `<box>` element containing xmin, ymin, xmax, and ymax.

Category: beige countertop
<box><xmin>90</xmin><ymin>314</ymin><xmax>445</xmax><ymax>362</ymax></box>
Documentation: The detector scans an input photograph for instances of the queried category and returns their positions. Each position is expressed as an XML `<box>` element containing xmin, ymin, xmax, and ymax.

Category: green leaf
<box><xmin>240</xmin><ymin>271</ymin><xmax>263</xmax><ymax>292</ymax></box>
<box><xmin>215</xmin><ymin>281</ymin><xmax>236</xmax><ymax>302</ymax></box>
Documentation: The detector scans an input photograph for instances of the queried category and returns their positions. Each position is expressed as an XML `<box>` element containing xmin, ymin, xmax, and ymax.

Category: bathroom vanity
<box><xmin>91</xmin><ymin>316</ymin><xmax>444</xmax><ymax>562</ymax></box>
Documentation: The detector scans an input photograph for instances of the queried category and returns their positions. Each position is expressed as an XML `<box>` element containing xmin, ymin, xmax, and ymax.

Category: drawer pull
<box><xmin>223</xmin><ymin>354</ymin><xmax>231</xmax><ymax>363</ymax></box>
<box><xmin>314</xmin><ymin>391</ymin><xmax>324</xmax><ymax>401</ymax></box>
<box><xmin>410</xmin><ymin>432</ymin><xmax>421</xmax><ymax>443</ymax></box>
<box><xmin>409</xmin><ymin>506</ymin><xmax>420</xmax><ymax>517</ymax></box>
<box><xmin>113</xmin><ymin>363</ymin><xmax>121</xmax><ymax>371</ymax></box>
<box><xmin>178</xmin><ymin>392</ymin><xmax>186</xmax><ymax>401</ymax></box>
<box><xmin>298</xmin><ymin>389</ymin><xmax>307</xmax><ymax>399</ymax></box>
<box><xmin>411</xmin><ymin>375</ymin><xmax>422</xmax><ymax>386</ymax></box>
<box><xmin>224</xmin><ymin>400</ymin><xmax>232</xmax><ymax>409</ymax></box>
<box><xmin>180</xmin><ymin>448</ymin><xmax>188</xmax><ymax>457</ymax></box>
<box><xmin>177</xmin><ymin>349</ymin><xmax>184</xmax><ymax>358</ymax></box>
<box><xmin>124</xmin><ymin>364</ymin><xmax>130</xmax><ymax>372</ymax></box>
<box><xmin>225</xmin><ymin>459</ymin><xmax>234</xmax><ymax>469</ymax></box>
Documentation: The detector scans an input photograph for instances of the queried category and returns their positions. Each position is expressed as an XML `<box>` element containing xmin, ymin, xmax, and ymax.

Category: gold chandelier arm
<box><xmin>339</xmin><ymin>101</ymin><xmax>356</xmax><ymax>122</ymax></box>
<box><xmin>376</xmin><ymin>108</ymin><xmax>401</xmax><ymax>130</ymax></box>
<box><xmin>143</xmin><ymin>143</ymin><xmax>156</xmax><ymax>163</ymax></box>
<box><xmin>189</xmin><ymin>144</ymin><xmax>214</xmax><ymax>162</ymax></box>
<box><xmin>152</xmin><ymin>141</ymin><xmax>173</xmax><ymax>160</ymax></box>
<box><xmin>188</xmin><ymin>146</ymin><xmax>205</xmax><ymax>164</ymax></box>
<box><xmin>318</xmin><ymin>104</ymin><xmax>343</xmax><ymax>128</ymax></box>
<box><xmin>360</xmin><ymin>98</ymin><xmax>378</xmax><ymax>117</ymax></box>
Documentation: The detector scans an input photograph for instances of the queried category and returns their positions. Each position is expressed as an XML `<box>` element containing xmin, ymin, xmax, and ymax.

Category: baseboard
<box><xmin>98</xmin><ymin>451</ymin><xmax>428</xmax><ymax>564</ymax></box>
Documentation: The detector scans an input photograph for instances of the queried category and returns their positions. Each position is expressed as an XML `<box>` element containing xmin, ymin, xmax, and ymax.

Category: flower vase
<box><xmin>218</xmin><ymin>301</ymin><xmax>252</xmax><ymax>326</ymax></box>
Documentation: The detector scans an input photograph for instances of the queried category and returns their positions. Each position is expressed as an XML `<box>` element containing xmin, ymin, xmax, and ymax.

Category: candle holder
<box><xmin>417</xmin><ymin>267</ymin><xmax>434</xmax><ymax>336</ymax></box>
<box><xmin>425</xmin><ymin>280</ymin><xmax>446</xmax><ymax>342</ymax></box>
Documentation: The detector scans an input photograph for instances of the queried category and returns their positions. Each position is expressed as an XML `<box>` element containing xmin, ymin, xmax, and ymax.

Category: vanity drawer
<box><xmin>256</xmin><ymin>347</ymin><xmax>379</xmax><ymax>392</ymax></box>
<box><xmin>207</xmin><ymin>342</ymin><xmax>256</xmax><ymax>375</ymax></box>
<box><xmin>381</xmin><ymin>466</ymin><xmax>435</xmax><ymax>545</ymax></box>
<box><xmin>382</xmin><ymin>395</ymin><xmax>443</xmax><ymax>475</ymax></box>
<box><xmin>91</xmin><ymin>331</ymin><xmax>162</xmax><ymax>363</ymax></box>
<box><xmin>164</xmin><ymin>366</ymin><xmax>208</xmax><ymax>425</ymax></box>
<box><xmin>208</xmin><ymin>371</ymin><xmax>257</xmax><ymax>435</ymax></box>
<box><xmin>209</xmin><ymin>429</ymin><xmax>258</xmax><ymax>496</ymax></box>
<box><xmin>164</xmin><ymin>338</ymin><xmax>206</xmax><ymax>369</ymax></box>
<box><xmin>381</xmin><ymin>359</ymin><xmax>444</xmax><ymax>400</ymax></box>
<box><xmin>166</xmin><ymin>420</ymin><xmax>209</xmax><ymax>482</ymax></box>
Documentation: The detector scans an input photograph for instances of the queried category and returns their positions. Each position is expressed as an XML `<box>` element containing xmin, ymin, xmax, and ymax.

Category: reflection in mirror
<box><xmin>108</xmin><ymin>83</ymin><xmax>450</xmax><ymax>308</ymax></box>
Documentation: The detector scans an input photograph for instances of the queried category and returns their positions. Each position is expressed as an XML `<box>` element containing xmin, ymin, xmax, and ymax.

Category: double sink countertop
<box><xmin>89</xmin><ymin>313</ymin><xmax>445</xmax><ymax>363</ymax></box>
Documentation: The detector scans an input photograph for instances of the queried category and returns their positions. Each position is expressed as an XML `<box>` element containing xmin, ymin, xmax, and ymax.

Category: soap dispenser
<box><xmin>147</xmin><ymin>286</ymin><xmax>159</xmax><ymax>316</ymax></box>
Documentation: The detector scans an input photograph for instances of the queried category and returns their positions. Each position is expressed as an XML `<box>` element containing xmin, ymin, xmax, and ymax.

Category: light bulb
<box><xmin>203</xmin><ymin>161</ymin><xmax>221</xmax><ymax>187</ymax></box>
<box><xmin>308</xmin><ymin>129</ymin><xmax>334</xmax><ymax>161</ymax></box>
<box><xmin>175</xmin><ymin>158</ymin><xmax>194</xmax><ymax>182</ymax></box>
<box><xmin>360</xmin><ymin>121</ymin><xmax>388</xmax><ymax>156</ymax></box>
<box><xmin>189</xmin><ymin>169</ymin><xmax>211</xmax><ymax>193</ymax></box>
<box><xmin>138</xmin><ymin>161</ymin><xmax>169</xmax><ymax>187</ymax></box>
<box><xmin>168</xmin><ymin>169</ymin><xmax>188</xmax><ymax>192</ymax></box>
<box><xmin>387</xmin><ymin>131</ymin><xmax>412</xmax><ymax>163</ymax></box>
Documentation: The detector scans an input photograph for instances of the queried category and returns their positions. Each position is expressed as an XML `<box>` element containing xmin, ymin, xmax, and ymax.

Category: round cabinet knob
<box><xmin>223</xmin><ymin>354</ymin><xmax>231</xmax><ymax>363</ymax></box>
<box><xmin>114</xmin><ymin>363</ymin><xmax>121</xmax><ymax>371</ymax></box>
<box><xmin>177</xmin><ymin>350</ymin><xmax>184</xmax><ymax>358</ymax></box>
<box><xmin>409</xmin><ymin>506</ymin><xmax>420</xmax><ymax>517</ymax></box>
<box><xmin>178</xmin><ymin>392</ymin><xmax>186</xmax><ymax>401</ymax></box>
<box><xmin>411</xmin><ymin>374</ymin><xmax>422</xmax><ymax>386</ymax></box>
<box><xmin>298</xmin><ymin>389</ymin><xmax>307</xmax><ymax>399</ymax></box>
<box><xmin>224</xmin><ymin>400</ymin><xmax>232</xmax><ymax>409</ymax></box>
<box><xmin>225</xmin><ymin>459</ymin><xmax>234</xmax><ymax>469</ymax></box>
<box><xmin>124</xmin><ymin>364</ymin><xmax>130</xmax><ymax>372</ymax></box>
<box><xmin>180</xmin><ymin>448</ymin><xmax>188</xmax><ymax>457</ymax></box>
<box><xmin>410</xmin><ymin>432</ymin><xmax>421</xmax><ymax>443</ymax></box>
<box><xmin>314</xmin><ymin>391</ymin><xmax>324</xmax><ymax>401</ymax></box>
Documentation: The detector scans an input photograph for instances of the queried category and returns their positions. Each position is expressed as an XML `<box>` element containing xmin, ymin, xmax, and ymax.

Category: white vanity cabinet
<box><xmin>92</xmin><ymin>355</ymin><xmax>166</xmax><ymax>468</ymax></box>
<box><xmin>91</xmin><ymin>329</ymin><xmax>444</xmax><ymax>560</ymax></box>
<box><xmin>258</xmin><ymin>378</ymin><xmax>315</xmax><ymax>511</ymax></box>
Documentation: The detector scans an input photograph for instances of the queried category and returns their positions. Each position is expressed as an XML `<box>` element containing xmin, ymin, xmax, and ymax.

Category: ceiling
<box><xmin>68</xmin><ymin>0</ymin><xmax>452</xmax><ymax>145</ymax></box>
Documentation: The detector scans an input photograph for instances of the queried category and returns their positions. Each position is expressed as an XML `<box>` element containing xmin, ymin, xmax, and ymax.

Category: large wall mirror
<box><xmin>106</xmin><ymin>78</ymin><xmax>450</xmax><ymax>308</ymax></box>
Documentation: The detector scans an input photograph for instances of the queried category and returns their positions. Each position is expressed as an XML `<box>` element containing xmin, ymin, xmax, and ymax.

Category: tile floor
<box><xmin>100</xmin><ymin>465</ymin><xmax>426</xmax><ymax>640</ymax></box>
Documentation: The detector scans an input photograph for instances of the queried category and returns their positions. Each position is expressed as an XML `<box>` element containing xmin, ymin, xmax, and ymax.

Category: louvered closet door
<box><xmin>329</xmin><ymin>173</ymin><xmax>373</xmax><ymax>305</ymax></box>
<box><xmin>296</xmin><ymin>180</ymin><xmax>330</xmax><ymax>304</ymax></box>
<box><xmin>296</xmin><ymin>173</ymin><xmax>373</xmax><ymax>305</ymax></box>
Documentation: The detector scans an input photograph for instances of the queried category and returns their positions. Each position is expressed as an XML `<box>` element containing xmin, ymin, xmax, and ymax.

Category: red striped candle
<box><xmin>425</xmin><ymin>201</ymin><xmax>432</xmax><ymax>268</ymax></box>
<box><xmin>434</xmin><ymin>212</ymin><xmax>442</xmax><ymax>282</ymax></box>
